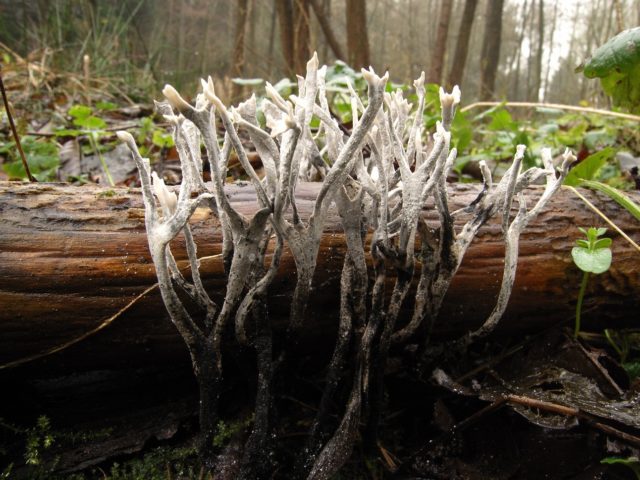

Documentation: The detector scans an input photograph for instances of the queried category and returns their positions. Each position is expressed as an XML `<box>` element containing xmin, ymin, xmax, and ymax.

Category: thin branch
<box><xmin>0</xmin><ymin>69</ymin><xmax>36</xmax><ymax>181</ymax></box>
<box><xmin>461</xmin><ymin>101</ymin><xmax>640</xmax><ymax>121</ymax></box>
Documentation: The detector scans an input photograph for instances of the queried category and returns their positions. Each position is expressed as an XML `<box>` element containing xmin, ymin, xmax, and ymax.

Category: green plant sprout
<box><xmin>56</xmin><ymin>104</ymin><xmax>115</xmax><ymax>186</ymax></box>
<box><xmin>604</xmin><ymin>329</ymin><xmax>640</xmax><ymax>381</ymax></box>
<box><xmin>0</xmin><ymin>136</ymin><xmax>59</xmax><ymax>181</ymax></box>
<box><xmin>571</xmin><ymin>227</ymin><xmax>613</xmax><ymax>338</ymax></box>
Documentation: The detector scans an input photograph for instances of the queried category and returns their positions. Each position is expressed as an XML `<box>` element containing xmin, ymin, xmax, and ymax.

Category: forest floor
<box><xmin>2</xmin><ymin>325</ymin><xmax>639</xmax><ymax>479</ymax></box>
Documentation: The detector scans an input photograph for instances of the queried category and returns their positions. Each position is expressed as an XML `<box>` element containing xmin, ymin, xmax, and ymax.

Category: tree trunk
<box><xmin>293</xmin><ymin>0</ymin><xmax>311</xmax><ymax>74</ymax></box>
<box><xmin>531</xmin><ymin>0</ymin><xmax>544</xmax><ymax>102</ymax></box>
<box><xmin>267</xmin><ymin>0</ymin><xmax>278</xmax><ymax>77</ymax></box>
<box><xmin>310</xmin><ymin>0</ymin><xmax>345</xmax><ymax>61</ymax></box>
<box><xmin>479</xmin><ymin>0</ymin><xmax>505</xmax><ymax>100</ymax></box>
<box><xmin>345</xmin><ymin>0</ymin><xmax>370</xmax><ymax>68</ymax></box>
<box><xmin>230</xmin><ymin>0</ymin><xmax>251</xmax><ymax>102</ymax></box>
<box><xmin>510</xmin><ymin>0</ymin><xmax>529</xmax><ymax>100</ymax></box>
<box><xmin>428</xmin><ymin>0</ymin><xmax>453</xmax><ymax>85</ymax></box>
<box><xmin>275</xmin><ymin>0</ymin><xmax>295</xmax><ymax>75</ymax></box>
<box><xmin>446</xmin><ymin>0</ymin><xmax>478</xmax><ymax>89</ymax></box>
<box><xmin>542</xmin><ymin>0</ymin><xmax>559</xmax><ymax>101</ymax></box>
<box><xmin>1</xmin><ymin>182</ymin><xmax>639</xmax><ymax>373</ymax></box>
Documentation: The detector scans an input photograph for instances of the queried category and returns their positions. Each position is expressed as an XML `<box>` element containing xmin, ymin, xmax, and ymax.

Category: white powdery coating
<box><xmin>162</xmin><ymin>84</ymin><xmax>191</xmax><ymax>113</ymax></box>
<box><xmin>151</xmin><ymin>171</ymin><xmax>177</xmax><ymax>217</ymax></box>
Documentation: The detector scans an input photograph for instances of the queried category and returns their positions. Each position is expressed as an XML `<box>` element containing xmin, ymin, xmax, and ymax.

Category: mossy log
<box><xmin>1</xmin><ymin>181</ymin><xmax>639</xmax><ymax>373</ymax></box>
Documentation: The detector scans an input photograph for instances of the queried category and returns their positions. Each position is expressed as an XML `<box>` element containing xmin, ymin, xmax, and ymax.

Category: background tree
<box><xmin>293</xmin><ymin>0</ymin><xmax>312</xmax><ymax>73</ymax></box>
<box><xmin>479</xmin><ymin>0</ymin><xmax>505</xmax><ymax>100</ymax></box>
<box><xmin>446</xmin><ymin>0</ymin><xmax>478</xmax><ymax>89</ymax></box>
<box><xmin>310</xmin><ymin>0</ymin><xmax>345</xmax><ymax>61</ymax></box>
<box><xmin>428</xmin><ymin>0</ymin><xmax>453</xmax><ymax>85</ymax></box>
<box><xmin>346</xmin><ymin>0</ymin><xmax>370</xmax><ymax>68</ymax></box>
<box><xmin>531</xmin><ymin>0</ymin><xmax>544</xmax><ymax>101</ymax></box>
<box><xmin>230</xmin><ymin>0</ymin><xmax>251</xmax><ymax>102</ymax></box>
<box><xmin>1</xmin><ymin>0</ymin><xmax>638</xmax><ymax>106</ymax></box>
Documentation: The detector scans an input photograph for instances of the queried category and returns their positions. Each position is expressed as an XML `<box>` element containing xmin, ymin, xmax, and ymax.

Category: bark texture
<box><xmin>479</xmin><ymin>0</ymin><xmax>505</xmax><ymax>100</ymax></box>
<box><xmin>293</xmin><ymin>0</ymin><xmax>311</xmax><ymax>74</ymax></box>
<box><xmin>345</xmin><ymin>0</ymin><xmax>370</xmax><ymax>68</ymax></box>
<box><xmin>310</xmin><ymin>0</ymin><xmax>345</xmax><ymax>61</ymax></box>
<box><xmin>428</xmin><ymin>0</ymin><xmax>453</xmax><ymax>85</ymax></box>
<box><xmin>230</xmin><ymin>0</ymin><xmax>251</xmax><ymax>102</ymax></box>
<box><xmin>275</xmin><ymin>0</ymin><xmax>295</xmax><ymax>75</ymax></box>
<box><xmin>1</xmin><ymin>181</ymin><xmax>639</xmax><ymax>372</ymax></box>
<box><xmin>446</xmin><ymin>0</ymin><xmax>478</xmax><ymax>89</ymax></box>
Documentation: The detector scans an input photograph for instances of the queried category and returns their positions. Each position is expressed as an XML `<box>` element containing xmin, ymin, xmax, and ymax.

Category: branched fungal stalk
<box><xmin>119</xmin><ymin>53</ymin><xmax>571</xmax><ymax>478</ymax></box>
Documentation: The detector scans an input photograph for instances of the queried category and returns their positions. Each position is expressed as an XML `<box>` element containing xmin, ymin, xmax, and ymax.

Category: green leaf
<box><xmin>594</xmin><ymin>237</ymin><xmax>612</xmax><ymax>249</ymax></box>
<box><xmin>54</xmin><ymin>128</ymin><xmax>82</xmax><ymax>137</ymax></box>
<box><xmin>601</xmin><ymin>456</ymin><xmax>640</xmax><ymax>479</ymax></box>
<box><xmin>487</xmin><ymin>108</ymin><xmax>516</xmax><ymax>132</ymax></box>
<box><xmin>73</xmin><ymin>115</ymin><xmax>107</xmax><ymax>130</ymax></box>
<box><xmin>152</xmin><ymin>130</ymin><xmax>174</xmax><ymax>148</ymax></box>
<box><xmin>572</xmin><ymin>246</ymin><xmax>612</xmax><ymax>274</ymax></box>
<box><xmin>582</xmin><ymin>27</ymin><xmax>640</xmax><ymax>78</ymax></box>
<box><xmin>68</xmin><ymin>104</ymin><xmax>92</xmax><ymax>119</ymax></box>
<box><xmin>95</xmin><ymin>101</ymin><xmax>117</xmax><ymax>111</ymax></box>
<box><xmin>580</xmin><ymin>27</ymin><xmax>640</xmax><ymax>112</ymax></box>
<box><xmin>1</xmin><ymin>137</ymin><xmax>59</xmax><ymax>181</ymax></box>
<box><xmin>623</xmin><ymin>362</ymin><xmax>640</xmax><ymax>381</ymax></box>
<box><xmin>563</xmin><ymin>147</ymin><xmax>615</xmax><ymax>186</ymax></box>
<box><xmin>452</xmin><ymin>112</ymin><xmax>472</xmax><ymax>153</ymax></box>
<box><xmin>584</xmin><ymin>129</ymin><xmax>616</xmax><ymax>149</ymax></box>
<box><xmin>579</xmin><ymin>179</ymin><xmax>640</xmax><ymax>222</ymax></box>
<box><xmin>576</xmin><ymin>239</ymin><xmax>590</xmax><ymax>248</ymax></box>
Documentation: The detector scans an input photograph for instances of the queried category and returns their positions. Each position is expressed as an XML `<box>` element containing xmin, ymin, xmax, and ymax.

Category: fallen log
<box><xmin>1</xmin><ymin>181</ymin><xmax>639</xmax><ymax>373</ymax></box>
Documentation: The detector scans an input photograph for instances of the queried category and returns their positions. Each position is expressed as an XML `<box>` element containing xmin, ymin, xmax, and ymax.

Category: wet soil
<box><xmin>1</xmin><ymin>327</ymin><xmax>638</xmax><ymax>479</ymax></box>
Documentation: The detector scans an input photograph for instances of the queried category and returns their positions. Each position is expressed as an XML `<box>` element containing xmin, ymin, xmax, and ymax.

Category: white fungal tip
<box><xmin>162</xmin><ymin>84</ymin><xmax>190</xmax><ymax>112</ymax></box>
<box><xmin>563</xmin><ymin>148</ymin><xmax>575</xmax><ymax>161</ymax></box>
<box><xmin>452</xmin><ymin>85</ymin><xmax>461</xmax><ymax>104</ymax></box>
<box><xmin>308</xmin><ymin>52</ymin><xmax>319</xmax><ymax>69</ymax></box>
<box><xmin>515</xmin><ymin>144</ymin><xmax>527</xmax><ymax>157</ymax></box>
<box><xmin>370</xmin><ymin>165</ymin><xmax>380</xmax><ymax>182</ymax></box>
<box><xmin>361</xmin><ymin>67</ymin><xmax>383</xmax><ymax>87</ymax></box>
<box><xmin>151</xmin><ymin>171</ymin><xmax>177</xmax><ymax>216</ymax></box>
<box><xmin>116</xmin><ymin>130</ymin><xmax>134</xmax><ymax>144</ymax></box>
<box><xmin>440</xmin><ymin>86</ymin><xmax>461</xmax><ymax>108</ymax></box>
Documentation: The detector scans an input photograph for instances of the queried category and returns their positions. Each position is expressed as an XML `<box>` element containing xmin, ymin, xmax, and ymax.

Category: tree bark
<box><xmin>275</xmin><ymin>0</ymin><xmax>295</xmax><ymax>75</ymax></box>
<box><xmin>230</xmin><ymin>0</ymin><xmax>251</xmax><ymax>102</ymax></box>
<box><xmin>428</xmin><ymin>0</ymin><xmax>453</xmax><ymax>85</ymax></box>
<box><xmin>310</xmin><ymin>0</ymin><xmax>345</xmax><ymax>61</ymax></box>
<box><xmin>479</xmin><ymin>0</ymin><xmax>505</xmax><ymax>100</ymax></box>
<box><xmin>293</xmin><ymin>0</ymin><xmax>311</xmax><ymax>74</ymax></box>
<box><xmin>1</xmin><ymin>181</ymin><xmax>639</xmax><ymax>373</ymax></box>
<box><xmin>345</xmin><ymin>0</ymin><xmax>370</xmax><ymax>68</ymax></box>
<box><xmin>446</xmin><ymin>0</ymin><xmax>478</xmax><ymax>90</ymax></box>
<box><xmin>510</xmin><ymin>0</ymin><xmax>529</xmax><ymax>100</ymax></box>
<box><xmin>531</xmin><ymin>0</ymin><xmax>544</xmax><ymax>102</ymax></box>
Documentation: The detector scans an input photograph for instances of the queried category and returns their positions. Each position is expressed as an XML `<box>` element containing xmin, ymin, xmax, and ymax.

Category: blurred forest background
<box><xmin>1</xmin><ymin>0</ymin><xmax>639</xmax><ymax>105</ymax></box>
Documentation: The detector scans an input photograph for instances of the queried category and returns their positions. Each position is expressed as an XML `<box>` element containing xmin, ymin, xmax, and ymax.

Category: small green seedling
<box><xmin>56</xmin><ymin>104</ymin><xmax>115</xmax><ymax>186</ymax></box>
<box><xmin>571</xmin><ymin>227</ymin><xmax>613</xmax><ymax>338</ymax></box>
